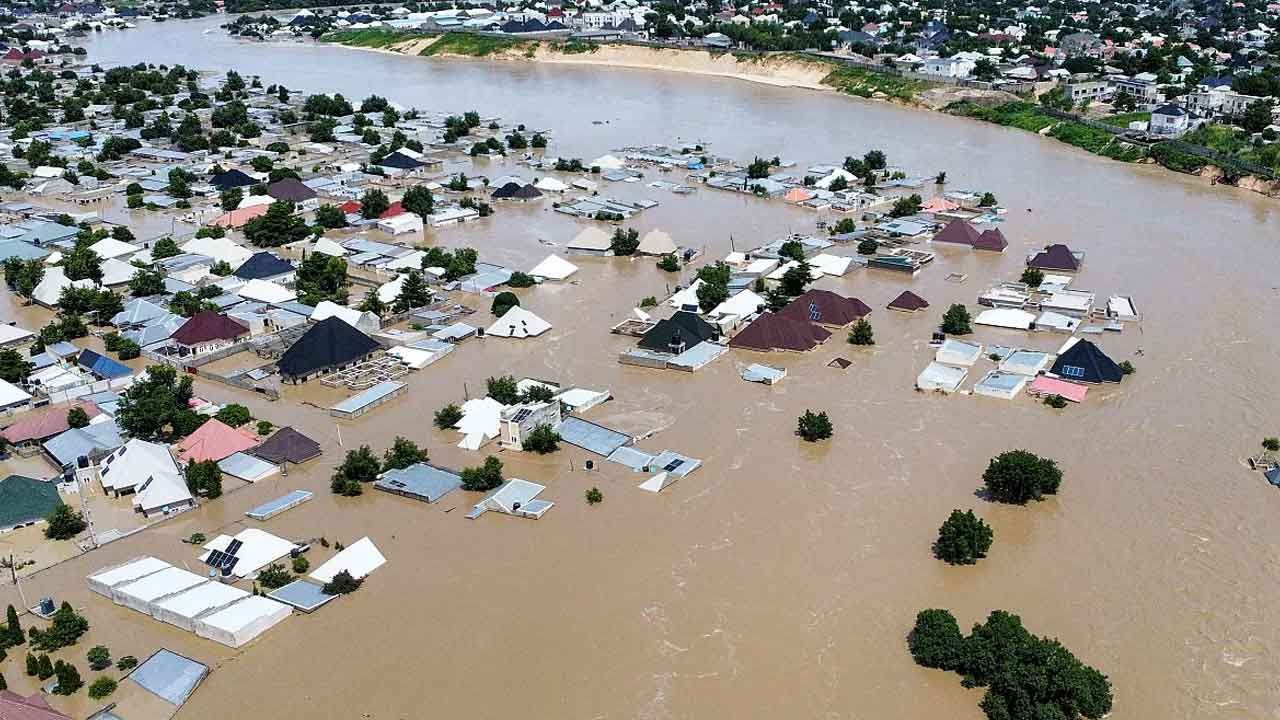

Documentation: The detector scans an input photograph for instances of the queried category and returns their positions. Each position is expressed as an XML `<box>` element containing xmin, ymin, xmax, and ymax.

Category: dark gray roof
<box><xmin>374</xmin><ymin>463</ymin><xmax>462</xmax><ymax>503</ymax></box>
<box><xmin>251</xmin><ymin>426</ymin><xmax>322</xmax><ymax>464</ymax></box>
<box><xmin>277</xmin><ymin>317</ymin><xmax>379</xmax><ymax>379</ymax></box>
<box><xmin>234</xmin><ymin>252</ymin><xmax>295</xmax><ymax>280</ymax></box>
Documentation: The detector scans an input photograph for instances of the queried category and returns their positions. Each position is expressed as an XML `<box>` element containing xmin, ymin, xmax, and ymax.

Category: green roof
<box><xmin>0</xmin><ymin>475</ymin><xmax>61</xmax><ymax>530</ymax></box>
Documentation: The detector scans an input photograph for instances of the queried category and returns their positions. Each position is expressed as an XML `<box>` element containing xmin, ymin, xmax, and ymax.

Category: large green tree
<box><xmin>934</xmin><ymin>509</ymin><xmax>994</xmax><ymax>564</ymax></box>
<box><xmin>330</xmin><ymin>445</ymin><xmax>380</xmax><ymax>496</ymax></box>
<box><xmin>982</xmin><ymin>450</ymin><xmax>1063</xmax><ymax>504</ymax></box>
<box><xmin>114</xmin><ymin>364</ymin><xmax>197</xmax><ymax>441</ymax></box>
<box><xmin>243</xmin><ymin>200</ymin><xmax>310</xmax><ymax>247</ymax></box>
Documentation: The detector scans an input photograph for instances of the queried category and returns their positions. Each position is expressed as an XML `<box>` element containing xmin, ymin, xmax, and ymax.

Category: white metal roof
<box><xmin>309</xmin><ymin>537</ymin><xmax>386</xmax><ymax>583</ymax></box>
<box><xmin>200</xmin><ymin>528</ymin><xmax>297</xmax><ymax>578</ymax></box>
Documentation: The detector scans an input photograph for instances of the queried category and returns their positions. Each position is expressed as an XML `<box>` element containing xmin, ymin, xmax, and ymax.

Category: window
<box><xmin>1062</xmin><ymin>365</ymin><xmax>1085</xmax><ymax>378</ymax></box>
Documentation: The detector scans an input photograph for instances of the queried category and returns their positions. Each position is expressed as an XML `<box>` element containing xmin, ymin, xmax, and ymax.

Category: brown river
<box><xmin>1</xmin><ymin>15</ymin><xmax>1278</xmax><ymax>720</ymax></box>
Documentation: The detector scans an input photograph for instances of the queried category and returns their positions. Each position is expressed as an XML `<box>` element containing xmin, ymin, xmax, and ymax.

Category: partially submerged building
<box><xmin>277</xmin><ymin>316</ymin><xmax>381</xmax><ymax>383</ymax></box>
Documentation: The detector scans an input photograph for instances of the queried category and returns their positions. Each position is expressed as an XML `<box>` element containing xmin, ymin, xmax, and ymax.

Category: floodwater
<box><xmin>0</xmin><ymin>15</ymin><xmax>1277</xmax><ymax>720</ymax></box>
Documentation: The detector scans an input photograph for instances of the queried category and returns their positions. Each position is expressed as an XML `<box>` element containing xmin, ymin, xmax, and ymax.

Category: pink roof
<box><xmin>0</xmin><ymin>691</ymin><xmax>71</xmax><ymax>720</ymax></box>
<box><xmin>211</xmin><ymin>204</ymin><xmax>269</xmax><ymax>229</ymax></box>
<box><xmin>1028</xmin><ymin>376</ymin><xmax>1088</xmax><ymax>403</ymax></box>
<box><xmin>1</xmin><ymin>402</ymin><xmax>100</xmax><ymax>444</ymax></box>
<box><xmin>922</xmin><ymin>197</ymin><xmax>960</xmax><ymax>213</ymax></box>
<box><xmin>785</xmin><ymin>188</ymin><xmax>815</xmax><ymax>202</ymax></box>
<box><xmin>174</xmin><ymin>418</ymin><xmax>259</xmax><ymax>463</ymax></box>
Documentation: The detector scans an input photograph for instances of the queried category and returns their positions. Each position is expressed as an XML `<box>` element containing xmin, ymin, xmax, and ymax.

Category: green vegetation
<box><xmin>552</xmin><ymin>40</ymin><xmax>599</xmax><ymax>55</ymax></box>
<box><xmin>292</xmin><ymin>555</ymin><xmax>310</xmax><ymax>574</ymax></box>
<box><xmin>585</xmin><ymin>486</ymin><xmax>603</xmax><ymax>505</ymax></box>
<box><xmin>491</xmin><ymin>291</ymin><xmax>520</xmax><ymax>317</ymax></box>
<box><xmin>983</xmin><ymin>450</ymin><xmax>1062</xmax><ymax>504</ymax></box>
<box><xmin>321</xmin><ymin>29</ymin><xmax>411</xmax><ymax>48</ymax></box>
<box><xmin>797</xmin><ymin>410</ymin><xmax>833</xmax><ymax>442</ymax></box>
<box><xmin>460</xmin><ymin>456</ymin><xmax>504</xmax><ymax>492</ymax></box>
<box><xmin>88</xmin><ymin>676</ymin><xmax>117</xmax><ymax>700</ymax></box>
<box><xmin>86</xmin><ymin>645</ymin><xmax>111</xmax><ymax>671</ymax></box>
<box><xmin>116</xmin><ymin>656</ymin><xmax>138</xmax><ymax>671</ymax></box>
<box><xmin>29</xmin><ymin>603</ymin><xmax>88</xmax><ymax>652</ymax></box>
<box><xmin>185</xmin><ymin>459</ymin><xmax>223</xmax><ymax>500</ymax></box>
<box><xmin>382</xmin><ymin>436</ymin><xmax>427</xmax><ymax>472</ymax></box>
<box><xmin>821</xmin><ymin>65</ymin><xmax>932</xmax><ymax>102</ymax></box>
<box><xmin>1100</xmin><ymin>111</ymin><xmax>1151</xmax><ymax>127</ymax></box>
<box><xmin>522</xmin><ymin>424</ymin><xmax>561</xmax><ymax>454</ymax></box>
<box><xmin>435</xmin><ymin>403</ymin><xmax>464</xmax><ymax>429</ymax></box>
<box><xmin>44</xmin><ymin>503</ymin><xmax>87</xmax><ymax>541</ymax></box>
<box><xmin>52</xmin><ymin>660</ymin><xmax>82</xmax><ymax>695</ymax></box>
<box><xmin>322</xmin><ymin>569</ymin><xmax>363</xmax><ymax>595</ymax></box>
<box><xmin>1020</xmin><ymin>267</ymin><xmax>1044</xmax><ymax>288</ymax></box>
<box><xmin>934</xmin><ymin>509</ymin><xmax>993</xmax><ymax>565</ymax></box>
<box><xmin>214</xmin><ymin>403</ymin><xmax>252</xmax><ymax>428</ymax></box>
<box><xmin>847</xmin><ymin>319</ymin><xmax>874</xmax><ymax>346</ymax></box>
<box><xmin>256</xmin><ymin>563</ymin><xmax>293</xmax><ymax>590</ymax></box>
<box><xmin>331</xmin><ymin>446</ymin><xmax>380</xmax><ymax>496</ymax></box>
<box><xmin>908</xmin><ymin>608</ymin><xmax>1112</xmax><ymax>720</ymax></box>
<box><xmin>941</xmin><ymin>304</ymin><xmax>972</xmax><ymax>335</ymax></box>
<box><xmin>1043</xmin><ymin>394</ymin><xmax>1069</xmax><ymax>409</ymax></box>
<box><xmin>420</xmin><ymin>32</ymin><xmax>533</xmax><ymax>58</ymax></box>
<box><xmin>1119</xmin><ymin>360</ymin><xmax>1136</xmax><ymax>376</ymax></box>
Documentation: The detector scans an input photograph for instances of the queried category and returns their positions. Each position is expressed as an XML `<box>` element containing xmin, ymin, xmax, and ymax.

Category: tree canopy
<box><xmin>934</xmin><ymin>509</ymin><xmax>994</xmax><ymax>565</ymax></box>
<box><xmin>382</xmin><ymin>436</ymin><xmax>427</xmax><ymax>472</ymax></box>
<box><xmin>244</xmin><ymin>200</ymin><xmax>310</xmax><ymax>247</ymax></box>
<box><xmin>331</xmin><ymin>445</ymin><xmax>380</xmax><ymax>496</ymax></box>
<box><xmin>115</xmin><ymin>364</ymin><xmax>199</xmax><ymax>441</ymax></box>
<box><xmin>983</xmin><ymin>450</ymin><xmax>1063</xmax><ymax>504</ymax></box>
<box><xmin>460</xmin><ymin>455</ymin><xmax>504</xmax><ymax>492</ymax></box>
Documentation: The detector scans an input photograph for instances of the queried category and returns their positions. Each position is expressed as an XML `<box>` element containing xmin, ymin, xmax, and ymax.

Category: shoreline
<box><xmin>306</xmin><ymin>32</ymin><xmax>1279</xmax><ymax>199</ymax></box>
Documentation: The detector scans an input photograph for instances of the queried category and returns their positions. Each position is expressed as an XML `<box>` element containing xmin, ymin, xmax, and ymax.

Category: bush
<box><xmin>26</xmin><ymin>653</ymin><xmax>39</xmax><ymax>676</ymax></box>
<box><xmin>460</xmin><ymin>456</ymin><xmax>503</xmax><ymax>492</ymax></box>
<box><xmin>322</xmin><ymin>569</ymin><xmax>363</xmax><ymax>595</ymax></box>
<box><xmin>330</xmin><ymin>445</ymin><xmax>380</xmax><ymax>496</ymax></box>
<box><xmin>506</xmin><ymin>271</ymin><xmax>535</xmax><ymax>288</ymax></box>
<box><xmin>941</xmin><ymin>304</ymin><xmax>972</xmax><ymax>335</ymax></box>
<box><xmin>67</xmin><ymin>406</ymin><xmax>90</xmax><ymax>429</ymax></box>
<box><xmin>797</xmin><ymin>410</ymin><xmax>833</xmax><ymax>442</ymax></box>
<box><xmin>490</xmin><ymin>291</ymin><xmax>519</xmax><ymax>317</ymax></box>
<box><xmin>52</xmin><ymin>660</ymin><xmax>82</xmax><ymax>695</ymax></box>
<box><xmin>291</xmin><ymin>555</ymin><xmax>310</xmax><ymax>574</ymax></box>
<box><xmin>983</xmin><ymin>450</ymin><xmax>1062</xmax><ymax>504</ymax></box>
<box><xmin>86</xmin><ymin>645</ymin><xmax>111</xmax><ymax>671</ymax></box>
<box><xmin>656</xmin><ymin>254</ymin><xmax>679</xmax><ymax>272</ymax></box>
<box><xmin>256</xmin><ymin>563</ymin><xmax>293</xmax><ymax>590</ymax></box>
<box><xmin>847</xmin><ymin>319</ymin><xmax>874</xmax><ymax>346</ymax></box>
<box><xmin>1019</xmin><ymin>267</ymin><xmax>1044</xmax><ymax>288</ymax></box>
<box><xmin>117</xmin><ymin>339</ymin><xmax>141</xmax><ymax>360</ymax></box>
<box><xmin>1264</xmin><ymin>438</ymin><xmax>1280</xmax><ymax>453</ymax></box>
<box><xmin>435</xmin><ymin>403</ymin><xmax>463</xmax><ymax>429</ymax></box>
<box><xmin>934</xmin><ymin>510</ymin><xmax>993</xmax><ymax>565</ymax></box>
<box><xmin>88</xmin><ymin>676</ymin><xmax>117</xmax><ymax>700</ymax></box>
<box><xmin>1118</xmin><ymin>360</ymin><xmax>1136</xmax><ymax>375</ymax></box>
<box><xmin>37</xmin><ymin>654</ymin><xmax>53</xmax><ymax>679</ymax></box>
<box><xmin>908</xmin><ymin>609</ymin><xmax>965</xmax><ymax>670</ymax></box>
<box><xmin>1044</xmin><ymin>394</ymin><xmax>1068</xmax><ymax>409</ymax></box>
<box><xmin>115</xmin><ymin>655</ymin><xmax>137</xmax><ymax>671</ymax></box>
<box><xmin>857</xmin><ymin>238</ymin><xmax>879</xmax><ymax>255</ymax></box>
<box><xmin>522</xmin><ymin>424</ymin><xmax>560</xmax><ymax>454</ymax></box>
<box><xmin>257</xmin><ymin>420</ymin><xmax>274</xmax><ymax>436</ymax></box>
<box><xmin>485</xmin><ymin>375</ymin><xmax>520</xmax><ymax>405</ymax></box>
<box><xmin>585</xmin><ymin>487</ymin><xmax>603</xmax><ymax>505</ymax></box>
<box><xmin>44</xmin><ymin>503</ymin><xmax>87</xmax><ymax>540</ymax></box>
<box><xmin>214</xmin><ymin>403</ymin><xmax>252</xmax><ymax>427</ymax></box>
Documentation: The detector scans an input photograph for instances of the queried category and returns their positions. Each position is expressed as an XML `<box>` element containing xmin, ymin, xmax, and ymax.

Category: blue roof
<box><xmin>330</xmin><ymin>381</ymin><xmax>405</xmax><ymax>414</ymax></box>
<box><xmin>558</xmin><ymin>417</ymin><xmax>631</xmax><ymax>457</ymax></box>
<box><xmin>234</xmin><ymin>252</ymin><xmax>296</xmax><ymax>281</ymax></box>
<box><xmin>77</xmin><ymin>349</ymin><xmax>132</xmax><ymax>380</ymax></box>
<box><xmin>374</xmin><ymin>463</ymin><xmax>462</xmax><ymax>503</ymax></box>
<box><xmin>129</xmin><ymin>649</ymin><xmax>208</xmax><ymax>707</ymax></box>
<box><xmin>268</xmin><ymin>580</ymin><xmax>335</xmax><ymax>612</ymax></box>
<box><xmin>0</xmin><ymin>240</ymin><xmax>50</xmax><ymax>260</ymax></box>
<box><xmin>246</xmin><ymin>489</ymin><xmax>314</xmax><ymax>520</ymax></box>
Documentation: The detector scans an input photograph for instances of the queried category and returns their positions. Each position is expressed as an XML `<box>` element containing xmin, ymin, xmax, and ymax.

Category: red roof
<box><xmin>973</xmin><ymin>228</ymin><xmax>1008</xmax><ymax>252</ymax></box>
<box><xmin>887</xmin><ymin>290</ymin><xmax>929</xmax><ymax>312</ymax></box>
<box><xmin>932</xmin><ymin>219</ymin><xmax>982</xmax><ymax>246</ymax></box>
<box><xmin>0</xmin><ymin>690</ymin><xmax>71</xmax><ymax>720</ymax></box>
<box><xmin>171</xmin><ymin>311</ymin><xmax>249</xmax><ymax>346</ymax></box>
<box><xmin>379</xmin><ymin>201</ymin><xmax>405</xmax><ymax>219</ymax></box>
<box><xmin>174</xmin><ymin>418</ymin><xmax>259</xmax><ymax>463</ymax></box>
<box><xmin>339</xmin><ymin>200</ymin><xmax>361</xmax><ymax>214</ymax></box>
<box><xmin>0</xmin><ymin>402</ymin><xmax>100</xmax><ymax>444</ymax></box>
<box><xmin>728</xmin><ymin>313</ymin><xmax>831</xmax><ymax>352</ymax></box>
<box><xmin>777</xmin><ymin>289</ymin><xmax>871</xmax><ymax>327</ymax></box>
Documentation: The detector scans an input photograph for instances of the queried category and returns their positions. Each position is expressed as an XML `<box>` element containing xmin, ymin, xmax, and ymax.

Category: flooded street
<box><xmin>0</xmin><ymin>16</ymin><xmax>1278</xmax><ymax>720</ymax></box>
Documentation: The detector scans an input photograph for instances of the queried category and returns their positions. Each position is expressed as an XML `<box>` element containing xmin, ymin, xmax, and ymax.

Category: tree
<box><xmin>292</xmin><ymin>555</ymin><xmax>310</xmax><ymax>574</ymax></box>
<box><xmin>126</xmin><ymin>267</ymin><xmax>163</xmax><ymax>298</ymax></box>
<box><xmin>1118</xmin><ymin>360</ymin><xmax>1136</xmax><ymax>375</ymax></box>
<box><xmin>934</xmin><ymin>509</ymin><xmax>994</xmax><ymax>565</ymax></box>
<box><xmin>256</xmin><ymin>563</ymin><xmax>292</xmax><ymax>590</ymax></box>
<box><xmin>257</xmin><ymin>420</ymin><xmax>274</xmax><ymax>436</ymax></box>
<box><xmin>847</xmin><ymin>319</ymin><xmax>874</xmax><ymax>345</ymax></box>
<box><xmin>210</xmin><ymin>261</ymin><xmax>234</xmax><ymax>277</ymax></box>
<box><xmin>522</xmin><ymin>424</ymin><xmax>560</xmax><ymax>454</ymax></box>
<box><xmin>656</xmin><ymin>255</ymin><xmax>680</xmax><ymax>272</ymax></box>
<box><xmin>1264</xmin><ymin>438</ymin><xmax>1280</xmax><ymax>453</ymax></box>
<box><xmin>314</xmin><ymin>203</ymin><xmax>347</xmax><ymax>229</ymax></box>
<box><xmin>490</xmin><ymin>291</ymin><xmax>520</xmax><ymax>317</ymax></box>
<box><xmin>2</xmin><ymin>258</ymin><xmax>44</xmax><ymax>301</ymax></box>
<box><xmin>983</xmin><ymin>450</ymin><xmax>1063</xmax><ymax>504</ymax></box>
<box><xmin>67</xmin><ymin>407</ymin><xmax>90</xmax><ymax>429</ymax></box>
<box><xmin>780</xmin><ymin>260</ymin><xmax>812</xmax><ymax>296</ymax></box>
<box><xmin>220</xmin><ymin>187</ymin><xmax>243</xmax><ymax>211</ymax></box>
<box><xmin>520</xmin><ymin>384</ymin><xmax>555</xmax><ymax>404</ymax></box>
<box><xmin>889</xmin><ymin>193</ymin><xmax>923</xmax><ymax>217</ymax></box>
<box><xmin>86</xmin><ymin>645</ymin><xmax>111</xmax><ymax>671</ymax></box>
<box><xmin>44</xmin><ymin>503</ymin><xmax>86</xmax><ymax>540</ymax></box>
<box><xmin>29</xmin><ymin>603</ymin><xmax>88</xmax><ymax>652</ymax></box>
<box><xmin>857</xmin><ymin>238</ymin><xmax>879</xmax><ymax>255</ymax></box>
<box><xmin>746</xmin><ymin>156</ymin><xmax>772</xmax><ymax>179</ymax></box>
<box><xmin>52</xmin><ymin>660</ymin><xmax>82</xmax><ymax>695</ymax></box>
<box><xmin>797</xmin><ymin>410</ymin><xmax>833</xmax><ymax>441</ymax></box>
<box><xmin>1241</xmin><ymin>99</ymin><xmax>1273</xmax><ymax>134</ymax></box>
<box><xmin>322</xmin><ymin>569</ymin><xmax>363</xmax><ymax>594</ymax></box>
<box><xmin>115</xmin><ymin>364</ymin><xmax>195</xmax><ymax>441</ymax></box>
<box><xmin>115</xmin><ymin>656</ymin><xmax>137</xmax><ymax>671</ymax></box>
<box><xmin>941</xmin><ymin>304</ymin><xmax>972</xmax><ymax>335</ymax></box>
<box><xmin>185</xmin><ymin>459</ymin><xmax>223</xmax><ymax>499</ymax></box>
<box><xmin>778</xmin><ymin>240</ymin><xmax>805</xmax><ymax>262</ymax></box>
<box><xmin>0</xmin><ymin>349</ymin><xmax>33</xmax><ymax>384</ymax></box>
<box><xmin>392</xmin><ymin>270</ymin><xmax>431</xmax><ymax>312</ymax></box>
<box><xmin>1019</xmin><ymin>267</ymin><xmax>1044</xmax><ymax>288</ymax></box>
<box><xmin>359</xmin><ymin>189</ymin><xmax>390</xmax><ymax>219</ymax></box>
<box><xmin>435</xmin><ymin>403</ymin><xmax>463</xmax><ymax>429</ymax></box>
<box><xmin>696</xmin><ymin>278</ymin><xmax>729</xmax><ymax>312</ymax></box>
<box><xmin>295</xmin><ymin>254</ymin><xmax>349</xmax><ymax>307</ymax></box>
<box><xmin>609</xmin><ymin>228</ymin><xmax>640</xmax><ymax>256</ymax></box>
<box><xmin>151</xmin><ymin>237</ymin><xmax>180</xmax><ymax>259</ymax></box>
<box><xmin>358</xmin><ymin>292</ymin><xmax>385</xmax><ymax>316</ymax></box>
<box><xmin>585</xmin><ymin>487</ymin><xmax>603</xmax><ymax>505</ymax></box>
<box><xmin>460</xmin><ymin>455</ymin><xmax>504</xmax><ymax>492</ymax></box>
<box><xmin>908</xmin><ymin>609</ymin><xmax>965</xmax><ymax>670</ymax></box>
<box><xmin>382</xmin><ymin>436</ymin><xmax>427</xmax><ymax>471</ymax></box>
<box><xmin>978</xmin><ymin>192</ymin><xmax>998</xmax><ymax>207</ymax></box>
<box><xmin>863</xmin><ymin>149</ymin><xmax>886</xmax><ymax>170</ymax></box>
<box><xmin>1112</xmin><ymin>92</ymin><xmax>1136</xmax><ymax>112</ymax></box>
<box><xmin>26</xmin><ymin>653</ymin><xmax>39</xmax><ymax>676</ymax></box>
<box><xmin>62</xmin><ymin>244</ymin><xmax>103</xmax><ymax>283</ymax></box>
<box><xmin>1040</xmin><ymin>86</ymin><xmax>1073</xmax><ymax>111</ymax></box>
<box><xmin>5</xmin><ymin>605</ymin><xmax>23</xmax><ymax>648</ymax></box>
<box><xmin>167</xmin><ymin>168</ymin><xmax>192</xmax><ymax>199</ymax></box>
<box><xmin>486</xmin><ymin>375</ymin><xmax>520</xmax><ymax>405</ymax></box>
<box><xmin>88</xmin><ymin>676</ymin><xmax>117</xmax><ymax>700</ymax></box>
<box><xmin>0</xmin><ymin>671</ymin><xmax>5</xmax><ymax>692</ymax></box>
<box><xmin>331</xmin><ymin>445</ymin><xmax>380</xmax><ymax>495</ymax></box>
<box><xmin>37</xmin><ymin>654</ymin><xmax>54</xmax><ymax>679</ymax></box>
<box><xmin>244</xmin><ymin>200</ymin><xmax>310</xmax><ymax>247</ymax></box>
<box><xmin>214</xmin><ymin>403</ymin><xmax>252</xmax><ymax>427</ymax></box>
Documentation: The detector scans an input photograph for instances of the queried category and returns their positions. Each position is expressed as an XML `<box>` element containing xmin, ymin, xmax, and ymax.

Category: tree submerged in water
<box><xmin>797</xmin><ymin>410</ymin><xmax>833</xmax><ymax>442</ymax></box>
<box><xmin>934</xmin><ymin>509</ymin><xmax>993</xmax><ymax>565</ymax></box>
<box><xmin>322</xmin><ymin>569</ymin><xmax>363</xmax><ymax>595</ymax></box>
<box><xmin>983</xmin><ymin>450</ymin><xmax>1062</xmax><ymax>504</ymax></box>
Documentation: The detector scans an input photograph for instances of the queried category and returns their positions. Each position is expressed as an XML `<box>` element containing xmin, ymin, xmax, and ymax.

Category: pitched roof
<box><xmin>77</xmin><ymin>348</ymin><xmax>132</xmax><ymax>379</ymax></box>
<box><xmin>887</xmin><ymin>290</ymin><xmax>930</xmax><ymax>312</ymax></box>
<box><xmin>174</xmin><ymin>418</ymin><xmax>260</xmax><ymax>463</ymax></box>
<box><xmin>973</xmin><ymin>228</ymin><xmax>1008</xmax><ymax>252</ymax></box>
<box><xmin>0</xmin><ymin>402</ymin><xmax>100</xmax><ymax>444</ymax></box>
<box><xmin>234</xmin><ymin>252</ymin><xmax>296</xmax><ymax>280</ymax></box>
<box><xmin>267</xmin><ymin>178</ymin><xmax>317</xmax><ymax>202</ymax></box>
<box><xmin>277</xmin><ymin>317</ymin><xmax>380</xmax><ymax>378</ymax></box>
<box><xmin>1050</xmin><ymin>339</ymin><xmax>1123</xmax><ymax>383</ymax></box>
<box><xmin>777</xmin><ymin>289</ymin><xmax>871</xmax><ymax>327</ymax></box>
<box><xmin>252</xmin><ymin>426</ymin><xmax>322</xmax><ymax>465</ymax></box>
<box><xmin>932</xmin><ymin>218</ymin><xmax>982</xmax><ymax>246</ymax></box>
<box><xmin>171</xmin><ymin>311</ymin><xmax>249</xmax><ymax>346</ymax></box>
<box><xmin>0</xmin><ymin>475</ymin><xmax>61</xmax><ymax>530</ymax></box>
<box><xmin>638</xmin><ymin>311</ymin><xmax>719</xmax><ymax>352</ymax></box>
<box><xmin>210</xmin><ymin>169</ymin><xmax>257</xmax><ymax>191</ymax></box>
<box><xmin>0</xmin><ymin>690</ymin><xmax>71</xmax><ymax>720</ymax></box>
<box><xmin>379</xmin><ymin>151</ymin><xmax>426</xmax><ymax>169</ymax></box>
<box><xmin>728</xmin><ymin>313</ymin><xmax>831</xmax><ymax>352</ymax></box>
<box><xmin>1028</xmin><ymin>243</ymin><xmax>1081</xmax><ymax>271</ymax></box>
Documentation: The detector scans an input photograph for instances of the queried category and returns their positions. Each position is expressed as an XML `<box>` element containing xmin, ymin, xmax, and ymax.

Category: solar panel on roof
<box><xmin>809</xmin><ymin>302</ymin><xmax>820</xmax><ymax>322</ymax></box>
<box><xmin>664</xmin><ymin>459</ymin><xmax>684</xmax><ymax>472</ymax></box>
<box><xmin>205</xmin><ymin>550</ymin><xmax>227</xmax><ymax>568</ymax></box>
<box><xmin>225</xmin><ymin>539</ymin><xmax>243</xmax><ymax>556</ymax></box>
<box><xmin>512</xmin><ymin>408</ymin><xmax>532</xmax><ymax>423</ymax></box>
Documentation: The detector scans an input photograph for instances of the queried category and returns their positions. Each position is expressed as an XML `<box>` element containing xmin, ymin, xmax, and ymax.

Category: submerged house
<box><xmin>1049</xmin><ymin>339</ymin><xmax>1123</xmax><ymax>383</ymax></box>
<box><xmin>887</xmin><ymin>290</ymin><xmax>930</xmax><ymax>313</ymax></box>
<box><xmin>777</xmin><ymin>289</ymin><xmax>871</xmax><ymax>328</ymax></box>
<box><xmin>637</xmin><ymin>311</ymin><xmax>719</xmax><ymax>353</ymax></box>
<box><xmin>170</xmin><ymin>311</ymin><xmax>250</xmax><ymax>357</ymax></box>
<box><xmin>0</xmin><ymin>474</ymin><xmax>62</xmax><ymax>533</ymax></box>
<box><xmin>277</xmin><ymin>316</ymin><xmax>381</xmax><ymax>383</ymax></box>
<box><xmin>728</xmin><ymin>313</ymin><xmax>831</xmax><ymax>352</ymax></box>
<box><xmin>1027</xmin><ymin>244</ymin><xmax>1083</xmax><ymax>272</ymax></box>
<box><xmin>98</xmin><ymin>438</ymin><xmax>194</xmax><ymax>517</ymax></box>
<box><xmin>466</xmin><ymin>478</ymin><xmax>554</xmax><ymax>520</ymax></box>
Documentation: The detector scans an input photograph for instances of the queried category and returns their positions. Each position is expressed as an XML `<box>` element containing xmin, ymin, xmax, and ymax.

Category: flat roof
<box><xmin>558</xmin><ymin>416</ymin><xmax>631</xmax><ymax>457</ymax></box>
<box><xmin>246</xmin><ymin>490</ymin><xmax>314</xmax><ymax>521</ymax></box>
<box><xmin>374</xmin><ymin>463</ymin><xmax>462</xmax><ymax>503</ymax></box>
<box><xmin>267</xmin><ymin>579</ymin><xmax>336</xmax><ymax>613</ymax></box>
<box><xmin>129</xmin><ymin>649</ymin><xmax>209</xmax><ymax>707</ymax></box>
<box><xmin>329</xmin><ymin>380</ymin><xmax>406</xmax><ymax>415</ymax></box>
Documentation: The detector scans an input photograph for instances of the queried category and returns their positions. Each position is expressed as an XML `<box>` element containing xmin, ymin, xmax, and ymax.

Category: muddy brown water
<box><xmin>0</xmin><ymin>16</ymin><xmax>1277</xmax><ymax>720</ymax></box>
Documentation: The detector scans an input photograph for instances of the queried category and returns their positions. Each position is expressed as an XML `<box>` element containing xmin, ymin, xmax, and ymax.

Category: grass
<box><xmin>550</xmin><ymin>40</ymin><xmax>599</xmax><ymax>55</ymax></box>
<box><xmin>946</xmin><ymin>101</ymin><xmax>1056</xmax><ymax>132</ymax></box>
<box><xmin>821</xmin><ymin>65</ymin><xmax>933</xmax><ymax>102</ymax></box>
<box><xmin>1100</xmin><ymin>111</ymin><xmax>1150</xmax><ymax>127</ymax></box>
<box><xmin>320</xmin><ymin>29</ymin><xmax>412</xmax><ymax>48</ymax></box>
<box><xmin>419</xmin><ymin>32</ymin><xmax>534</xmax><ymax>57</ymax></box>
